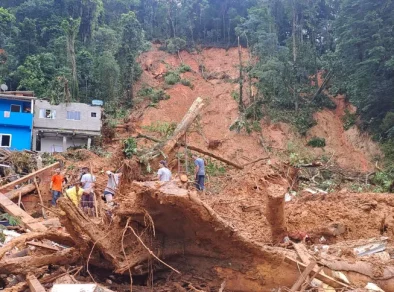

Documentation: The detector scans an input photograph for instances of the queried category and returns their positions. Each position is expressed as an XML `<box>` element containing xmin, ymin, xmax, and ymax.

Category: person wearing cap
<box><xmin>50</xmin><ymin>168</ymin><xmax>65</xmax><ymax>206</ymax></box>
<box><xmin>104</xmin><ymin>170</ymin><xmax>122</xmax><ymax>203</ymax></box>
<box><xmin>157</xmin><ymin>160</ymin><xmax>172</xmax><ymax>182</ymax></box>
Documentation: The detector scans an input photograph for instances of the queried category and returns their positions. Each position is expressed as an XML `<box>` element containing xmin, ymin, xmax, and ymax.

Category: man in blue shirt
<box><xmin>192</xmin><ymin>155</ymin><xmax>205</xmax><ymax>191</ymax></box>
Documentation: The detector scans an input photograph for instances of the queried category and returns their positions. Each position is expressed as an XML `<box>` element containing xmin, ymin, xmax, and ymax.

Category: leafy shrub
<box><xmin>0</xmin><ymin>213</ymin><xmax>21</xmax><ymax>226</ymax></box>
<box><xmin>143</xmin><ymin>121</ymin><xmax>177</xmax><ymax>137</ymax></box>
<box><xmin>165</xmin><ymin>37</ymin><xmax>187</xmax><ymax>54</ymax></box>
<box><xmin>138</xmin><ymin>87</ymin><xmax>170</xmax><ymax>105</ymax></box>
<box><xmin>164</xmin><ymin>72</ymin><xmax>181</xmax><ymax>85</ymax></box>
<box><xmin>123</xmin><ymin>138</ymin><xmax>138</xmax><ymax>158</ymax></box>
<box><xmin>294</xmin><ymin>111</ymin><xmax>317</xmax><ymax>136</ymax></box>
<box><xmin>342</xmin><ymin>109</ymin><xmax>357</xmax><ymax>130</ymax></box>
<box><xmin>178</xmin><ymin>63</ymin><xmax>191</xmax><ymax>73</ymax></box>
<box><xmin>307</xmin><ymin>137</ymin><xmax>326</xmax><ymax>147</ymax></box>
<box><xmin>180</xmin><ymin>79</ymin><xmax>193</xmax><ymax>88</ymax></box>
<box><xmin>205</xmin><ymin>158</ymin><xmax>226</xmax><ymax>176</ymax></box>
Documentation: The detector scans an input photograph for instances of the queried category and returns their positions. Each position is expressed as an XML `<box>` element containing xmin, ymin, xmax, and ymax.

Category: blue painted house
<box><xmin>0</xmin><ymin>93</ymin><xmax>34</xmax><ymax>150</ymax></box>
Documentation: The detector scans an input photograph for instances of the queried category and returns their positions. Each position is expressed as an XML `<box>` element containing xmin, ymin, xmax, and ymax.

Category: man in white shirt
<box><xmin>80</xmin><ymin>167</ymin><xmax>96</xmax><ymax>216</ymax></box>
<box><xmin>157</xmin><ymin>160</ymin><xmax>172</xmax><ymax>182</ymax></box>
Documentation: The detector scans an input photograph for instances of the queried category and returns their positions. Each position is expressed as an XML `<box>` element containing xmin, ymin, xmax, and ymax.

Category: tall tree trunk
<box><xmin>292</xmin><ymin>0</ymin><xmax>298</xmax><ymax>111</ymax></box>
<box><xmin>238</xmin><ymin>36</ymin><xmax>244</xmax><ymax>112</ymax></box>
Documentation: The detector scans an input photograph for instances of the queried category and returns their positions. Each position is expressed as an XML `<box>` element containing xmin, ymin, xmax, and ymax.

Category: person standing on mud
<box><xmin>192</xmin><ymin>155</ymin><xmax>205</xmax><ymax>191</ymax></box>
<box><xmin>157</xmin><ymin>160</ymin><xmax>172</xmax><ymax>182</ymax></box>
<box><xmin>80</xmin><ymin>167</ymin><xmax>96</xmax><ymax>216</ymax></box>
<box><xmin>104</xmin><ymin>170</ymin><xmax>122</xmax><ymax>203</ymax></box>
<box><xmin>50</xmin><ymin>168</ymin><xmax>65</xmax><ymax>206</ymax></box>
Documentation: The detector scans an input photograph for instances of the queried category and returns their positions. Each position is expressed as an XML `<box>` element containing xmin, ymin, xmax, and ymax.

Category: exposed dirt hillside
<box><xmin>137</xmin><ymin>45</ymin><xmax>380</xmax><ymax>172</ymax></box>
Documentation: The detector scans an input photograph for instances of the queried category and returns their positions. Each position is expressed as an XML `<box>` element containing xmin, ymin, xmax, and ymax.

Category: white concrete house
<box><xmin>33</xmin><ymin>100</ymin><xmax>102</xmax><ymax>153</ymax></box>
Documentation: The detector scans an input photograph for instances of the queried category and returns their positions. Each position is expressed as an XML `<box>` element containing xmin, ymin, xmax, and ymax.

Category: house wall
<box><xmin>40</xmin><ymin>136</ymin><xmax>88</xmax><ymax>153</ymax></box>
<box><xmin>0</xmin><ymin>99</ymin><xmax>31</xmax><ymax>112</ymax></box>
<box><xmin>0</xmin><ymin>125</ymin><xmax>31</xmax><ymax>150</ymax></box>
<box><xmin>33</xmin><ymin>100</ymin><xmax>101</xmax><ymax>133</ymax></box>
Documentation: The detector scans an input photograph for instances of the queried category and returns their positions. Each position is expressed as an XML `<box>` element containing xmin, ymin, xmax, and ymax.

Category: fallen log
<box><xmin>181</xmin><ymin>144</ymin><xmax>243</xmax><ymax>169</ymax></box>
<box><xmin>0</xmin><ymin>248</ymin><xmax>79</xmax><ymax>274</ymax></box>
<box><xmin>162</xmin><ymin>97</ymin><xmax>204</xmax><ymax>155</ymax></box>
<box><xmin>139</xmin><ymin>97</ymin><xmax>204</xmax><ymax>168</ymax></box>
<box><xmin>5</xmin><ymin>183</ymin><xmax>36</xmax><ymax>200</ymax></box>
<box><xmin>0</xmin><ymin>230</ymin><xmax>74</xmax><ymax>259</ymax></box>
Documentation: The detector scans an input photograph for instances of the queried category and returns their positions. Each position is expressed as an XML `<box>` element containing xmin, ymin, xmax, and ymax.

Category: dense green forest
<box><xmin>0</xmin><ymin>0</ymin><xmax>394</xmax><ymax>159</ymax></box>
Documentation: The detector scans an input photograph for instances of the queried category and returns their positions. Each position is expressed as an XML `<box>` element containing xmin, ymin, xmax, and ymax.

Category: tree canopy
<box><xmin>0</xmin><ymin>0</ymin><xmax>393</xmax><ymax>145</ymax></box>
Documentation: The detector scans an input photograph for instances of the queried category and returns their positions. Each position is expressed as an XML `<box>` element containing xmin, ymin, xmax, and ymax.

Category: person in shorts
<box><xmin>104</xmin><ymin>170</ymin><xmax>122</xmax><ymax>203</ymax></box>
<box><xmin>80</xmin><ymin>167</ymin><xmax>96</xmax><ymax>216</ymax></box>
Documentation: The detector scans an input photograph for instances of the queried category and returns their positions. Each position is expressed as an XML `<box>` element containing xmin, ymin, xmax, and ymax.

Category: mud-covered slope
<box><xmin>136</xmin><ymin>45</ymin><xmax>380</xmax><ymax>173</ymax></box>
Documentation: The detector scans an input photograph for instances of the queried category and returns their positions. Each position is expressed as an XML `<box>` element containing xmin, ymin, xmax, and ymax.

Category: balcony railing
<box><xmin>0</xmin><ymin>111</ymin><xmax>33</xmax><ymax>128</ymax></box>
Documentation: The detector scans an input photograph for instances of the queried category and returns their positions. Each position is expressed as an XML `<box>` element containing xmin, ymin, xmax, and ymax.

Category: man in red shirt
<box><xmin>50</xmin><ymin>168</ymin><xmax>64</xmax><ymax>206</ymax></box>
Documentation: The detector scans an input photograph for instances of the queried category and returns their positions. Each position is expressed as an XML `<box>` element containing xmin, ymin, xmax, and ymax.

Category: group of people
<box><xmin>50</xmin><ymin>167</ymin><xmax>122</xmax><ymax>216</ymax></box>
<box><xmin>50</xmin><ymin>154</ymin><xmax>205</xmax><ymax>212</ymax></box>
<box><xmin>157</xmin><ymin>154</ymin><xmax>206</xmax><ymax>191</ymax></box>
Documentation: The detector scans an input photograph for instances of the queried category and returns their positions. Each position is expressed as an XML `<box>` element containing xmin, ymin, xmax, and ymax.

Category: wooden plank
<box><xmin>284</xmin><ymin>256</ymin><xmax>352</xmax><ymax>289</ymax></box>
<box><xmin>34</xmin><ymin>177</ymin><xmax>47</xmax><ymax>219</ymax></box>
<box><xmin>26</xmin><ymin>241</ymin><xmax>60</xmax><ymax>251</ymax></box>
<box><xmin>6</xmin><ymin>183</ymin><xmax>36</xmax><ymax>200</ymax></box>
<box><xmin>0</xmin><ymin>193</ymin><xmax>47</xmax><ymax>232</ymax></box>
<box><xmin>0</xmin><ymin>162</ymin><xmax>60</xmax><ymax>192</ymax></box>
<box><xmin>26</xmin><ymin>274</ymin><xmax>46</xmax><ymax>292</ymax></box>
<box><xmin>290</xmin><ymin>261</ymin><xmax>316</xmax><ymax>292</ymax></box>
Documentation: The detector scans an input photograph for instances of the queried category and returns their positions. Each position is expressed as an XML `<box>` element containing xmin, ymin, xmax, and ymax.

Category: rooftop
<box><xmin>0</xmin><ymin>91</ymin><xmax>36</xmax><ymax>101</ymax></box>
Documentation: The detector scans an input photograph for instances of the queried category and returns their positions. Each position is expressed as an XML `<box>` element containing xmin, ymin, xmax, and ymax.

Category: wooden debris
<box><xmin>0</xmin><ymin>248</ymin><xmax>79</xmax><ymax>274</ymax></box>
<box><xmin>284</xmin><ymin>256</ymin><xmax>352</xmax><ymax>289</ymax></box>
<box><xmin>181</xmin><ymin>144</ymin><xmax>243</xmax><ymax>169</ymax></box>
<box><xmin>26</xmin><ymin>274</ymin><xmax>46</xmax><ymax>292</ymax></box>
<box><xmin>34</xmin><ymin>177</ymin><xmax>47</xmax><ymax>219</ymax></box>
<box><xmin>26</xmin><ymin>241</ymin><xmax>60</xmax><ymax>251</ymax></box>
<box><xmin>293</xmin><ymin>242</ymin><xmax>315</xmax><ymax>264</ymax></box>
<box><xmin>0</xmin><ymin>162</ymin><xmax>60</xmax><ymax>192</ymax></box>
<box><xmin>290</xmin><ymin>261</ymin><xmax>316</xmax><ymax>292</ymax></box>
<box><xmin>0</xmin><ymin>193</ymin><xmax>47</xmax><ymax>232</ymax></box>
<box><xmin>6</xmin><ymin>183</ymin><xmax>36</xmax><ymax>200</ymax></box>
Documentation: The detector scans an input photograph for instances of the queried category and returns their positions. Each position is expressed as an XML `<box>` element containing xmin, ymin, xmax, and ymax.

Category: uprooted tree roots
<box><xmin>3</xmin><ymin>180</ymin><xmax>394</xmax><ymax>291</ymax></box>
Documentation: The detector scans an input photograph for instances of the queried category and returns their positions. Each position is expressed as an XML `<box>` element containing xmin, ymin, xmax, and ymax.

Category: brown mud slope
<box><xmin>138</xmin><ymin>45</ymin><xmax>267</xmax><ymax>166</ymax></box>
<box><xmin>137</xmin><ymin>45</ymin><xmax>380</xmax><ymax>172</ymax></box>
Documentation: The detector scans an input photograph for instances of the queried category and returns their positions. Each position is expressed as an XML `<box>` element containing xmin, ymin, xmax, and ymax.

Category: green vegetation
<box><xmin>138</xmin><ymin>87</ymin><xmax>170</xmax><ymax>106</ymax></box>
<box><xmin>178</xmin><ymin>63</ymin><xmax>191</xmax><ymax>73</ymax></box>
<box><xmin>142</xmin><ymin>121</ymin><xmax>177</xmax><ymax>138</ymax></box>
<box><xmin>342</xmin><ymin>109</ymin><xmax>357</xmax><ymax>130</ymax></box>
<box><xmin>205</xmin><ymin>159</ymin><xmax>226</xmax><ymax>177</ymax></box>
<box><xmin>307</xmin><ymin>137</ymin><xmax>326</xmax><ymax>148</ymax></box>
<box><xmin>123</xmin><ymin>138</ymin><xmax>138</xmax><ymax>158</ymax></box>
<box><xmin>164</xmin><ymin>71</ymin><xmax>181</xmax><ymax>85</ymax></box>
<box><xmin>180</xmin><ymin>79</ymin><xmax>193</xmax><ymax>88</ymax></box>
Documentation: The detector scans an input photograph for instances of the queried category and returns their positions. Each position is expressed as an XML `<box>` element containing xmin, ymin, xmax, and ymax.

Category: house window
<box><xmin>39</xmin><ymin>109</ymin><xmax>56</xmax><ymax>119</ymax></box>
<box><xmin>67</xmin><ymin>111</ymin><xmax>81</xmax><ymax>120</ymax></box>
<box><xmin>91</xmin><ymin>112</ymin><xmax>97</xmax><ymax>118</ymax></box>
<box><xmin>0</xmin><ymin>134</ymin><xmax>11</xmax><ymax>147</ymax></box>
<box><xmin>10</xmin><ymin>105</ymin><xmax>21</xmax><ymax>112</ymax></box>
